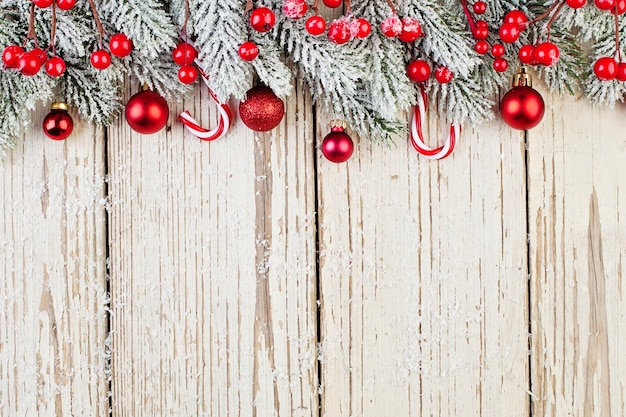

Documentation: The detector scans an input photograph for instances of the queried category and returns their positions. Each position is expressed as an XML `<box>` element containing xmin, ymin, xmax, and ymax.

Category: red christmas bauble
<box><xmin>407</xmin><ymin>59</ymin><xmax>431</xmax><ymax>83</ymax></box>
<box><xmin>56</xmin><ymin>0</ymin><xmax>77</xmax><ymax>10</ymax></box>
<box><xmin>306</xmin><ymin>15</ymin><xmax>327</xmax><ymax>36</ymax></box>
<box><xmin>43</xmin><ymin>103</ymin><xmax>73</xmax><ymax>140</ymax></box>
<box><xmin>250</xmin><ymin>7</ymin><xmax>276</xmax><ymax>32</ymax></box>
<box><xmin>238</xmin><ymin>41</ymin><xmax>259</xmax><ymax>61</ymax></box>
<box><xmin>172</xmin><ymin>42</ymin><xmax>197</xmax><ymax>66</ymax></box>
<box><xmin>398</xmin><ymin>17</ymin><xmax>422</xmax><ymax>43</ymax></box>
<box><xmin>110</xmin><ymin>33</ymin><xmax>133</xmax><ymax>57</ymax></box>
<box><xmin>45</xmin><ymin>56</ymin><xmax>66</xmax><ymax>77</ymax></box>
<box><xmin>90</xmin><ymin>50</ymin><xmax>111</xmax><ymax>70</ymax></box>
<box><xmin>473</xmin><ymin>20</ymin><xmax>489</xmax><ymax>40</ymax></box>
<box><xmin>500</xmin><ymin>85</ymin><xmax>545</xmax><ymax>130</ymax></box>
<box><xmin>321</xmin><ymin>124</ymin><xmax>353</xmax><ymax>163</ymax></box>
<box><xmin>2</xmin><ymin>45</ymin><xmax>24</xmax><ymax>68</ymax></box>
<box><xmin>503</xmin><ymin>10</ymin><xmax>528</xmax><ymax>26</ymax></box>
<box><xmin>125</xmin><ymin>89</ymin><xmax>169</xmax><ymax>134</ymax></box>
<box><xmin>491</xmin><ymin>43</ymin><xmax>505</xmax><ymax>57</ymax></box>
<box><xmin>239</xmin><ymin>86</ymin><xmax>285</xmax><ymax>132</ymax></box>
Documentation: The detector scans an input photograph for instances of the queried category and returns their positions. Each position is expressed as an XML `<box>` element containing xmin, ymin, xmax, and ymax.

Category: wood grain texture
<box><xmin>317</xmin><ymin>114</ymin><xmax>530</xmax><ymax>417</ymax></box>
<box><xmin>0</xmin><ymin>109</ymin><xmax>108</xmax><ymax>416</ymax></box>
<box><xmin>108</xmin><ymin>82</ymin><xmax>318</xmax><ymax>417</ymax></box>
<box><xmin>528</xmin><ymin>91</ymin><xmax>626</xmax><ymax>417</ymax></box>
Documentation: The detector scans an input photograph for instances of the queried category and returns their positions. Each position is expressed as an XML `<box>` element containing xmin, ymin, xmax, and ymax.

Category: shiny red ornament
<box><xmin>493</xmin><ymin>57</ymin><xmax>508</xmax><ymax>72</ymax></box>
<box><xmin>503</xmin><ymin>10</ymin><xmax>528</xmax><ymax>26</ymax></box>
<box><xmin>90</xmin><ymin>50</ymin><xmax>111</xmax><ymax>70</ymax></box>
<box><xmin>172</xmin><ymin>42</ymin><xmax>197</xmax><ymax>66</ymax></box>
<box><xmin>380</xmin><ymin>15</ymin><xmax>402</xmax><ymax>37</ymax></box>
<box><xmin>178</xmin><ymin>65</ymin><xmax>199</xmax><ymax>84</ymax></box>
<box><xmin>473</xmin><ymin>1</ymin><xmax>487</xmax><ymax>14</ymax></box>
<box><xmin>593</xmin><ymin>56</ymin><xmax>618</xmax><ymax>81</ymax></box>
<box><xmin>499</xmin><ymin>22</ymin><xmax>520</xmax><ymax>43</ymax></box>
<box><xmin>45</xmin><ymin>56</ymin><xmax>66</xmax><ymax>77</ymax></box>
<box><xmin>518</xmin><ymin>45</ymin><xmax>535</xmax><ymax>64</ymax></box>
<box><xmin>250</xmin><ymin>7</ymin><xmax>276</xmax><ymax>32</ymax></box>
<box><xmin>474</xmin><ymin>40</ymin><xmax>489</xmax><ymax>54</ymax></box>
<box><xmin>2</xmin><ymin>45</ymin><xmax>24</xmax><ymax>68</ymax></box>
<box><xmin>306</xmin><ymin>15</ymin><xmax>327</xmax><ymax>35</ymax></box>
<box><xmin>491</xmin><ymin>43</ymin><xmax>505</xmax><ymax>57</ymax></box>
<box><xmin>110</xmin><ymin>33</ymin><xmax>133</xmax><ymax>57</ymax></box>
<box><xmin>321</xmin><ymin>122</ymin><xmax>353</xmax><ymax>163</ymax></box>
<box><xmin>616</xmin><ymin>62</ymin><xmax>626</xmax><ymax>81</ymax></box>
<box><xmin>43</xmin><ymin>102</ymin><xmax>73</xmax><ymax>140</ymax></box>
<box><xmin>239</xmin><ymin>86</ymin><xmax>285</xmax><ymax>132</ymax></box>
<box><xmin>351</xmin><ymin>18</ymin><xmax>371</xmax><ymax>39</ymax></box>
<box><xmin>125</xmin><ymin>89</ymin><xmax>169</xmax><ymax>134</ymax></box>
<box><xmin>33</xmin><ymin>0</ymin><xmax>53</xmax><ymax>8</ymax></box>
<box><xmin>17</xmin><ymin>52</ymin><xmax>41</xmax><ymax>76</ymax></box>
<box><xmin>398</xmin><ymin>17</ymin><xmax>422</xmax><ymax>42</ymax></box>
<box><xmin>327</xmin><ymin>19</ymin><xmax>351</xmax><ymax>44</ymax></box>
<box><xmin>323</xmin><ymin>0</ymin><xmax>342</xmax><ymax>7</ymax></box>
<box><xmin>566</xmin><ymin>0</ymin><xmax>587</xmax><ymax>7</ymax></box>
<box><xmin>500</xmin><ymin>69</ymin><xmax>544</xmax><ymax>130</ymax></box>
<box><xmin>238</xmin><ymin>41</ymin><xmax>259</xmax><ymax>61</ymax></box>
<box><xmin>435</xmin><ymin>66</ymin><xmax>453</xmax><ymax>83</ymax></box>
<box><xmin>407</xmin><ymin>59</ymin><xmax>431</xmax><ymax>83</ymax></box>
<box><xmin>533</xmin><ymin>42</ymin><xmax>559</xmax><ymax>66</ymax></box>
<box><xmin>595</xmin><ymin>0</ymin><xmax>617</xmax><ymax>9</ymax></box>
<box><xmin>56</xmin><ymin>0</ymin><xmax>77</xmax><ymax>10</ymax></box>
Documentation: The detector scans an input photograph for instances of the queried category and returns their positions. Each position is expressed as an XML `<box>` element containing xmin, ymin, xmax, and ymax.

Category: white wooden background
<box><xmin>1</xmin><ymin>78</ymin><xmax>625</xmax><ymax>417</ymax></box>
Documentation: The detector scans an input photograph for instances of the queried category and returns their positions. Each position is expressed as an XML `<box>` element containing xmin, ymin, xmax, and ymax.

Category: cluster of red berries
<box><xmin>237</xmin><ymin>7</ymin><xmax>276</xmax><ymax>62</ymax></box>
<box><xmin>406</xmin><ymin>59</ymin><xmax>454</xmax><ymax>84</ymax></box>
<box><xmin>593</xmin><ymin>56</ymin><xmax>626</xmax><ymax>81</ymax></box>
<box><xmin>323</xmin><ymin>17</ymin><xmax>371</xmax><ymax>44</ymax></box>
<box><xmin>172</xmin><ymin>42</ymin><xmax>199</xmax><ymax>84</ymax></box>
<box><xmin>90</xmin><ymin>34</ymin><xmax>133</xmax><ymax>70</ymax></box>
<box><xmin>380</xmin><ymin>15</ymin><xmax>422</xmax><ymax>42</ymax></box>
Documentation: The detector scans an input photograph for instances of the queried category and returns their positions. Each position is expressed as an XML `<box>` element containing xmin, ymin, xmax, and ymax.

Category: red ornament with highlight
<box><xmin>2</xmin><ymin>45</ymin><xmax>24</xmax><ymax>68</ymax></box>
<box><xmin>322</xmin><ymin>122</ymin><xmax>353</xmax><ymax>163</ymax></box>
<box><xmin>238</xmin><ymin>41</ymin><xmax>259</xmax><ymax>61</ymax></box>
<box><xmin>110</xmin><ymin>34</ymin><xmax>133</xmax><ymax>57</ymax></box>
<box><xmin>593</xmin><ymin>57</ymin><xmax>618</xmax><ymax>81</ymax></box>
<box><xmin>250</xmin><ymin>7</ymin><xmax>276</xmax><ymax>32</ymax></box>
<box><xmin>239</xmin><ymin>86</ymin><xmax>285</xmax><ymax>132</ymax></box>
<box><xmin>500</xmin><ymin>69</ymin><xmax>544</xmax><ymax>130</ymax></box>
<box><xmin>90</xmin><ymin>50</ymin><xmax>111</xmax><ymax>70</ymax></box>
<box><xmin>125</xmin><ymin>89</ymin><xmax>169</xmax><ymax>134</ymax></box>
<box><xmin>56</xmin><ymin>0</ymin><xmax>77</xmax><ymax>10</ymax></box>
<box><xmin>306</xmin><ymin>16</ymin><xmax>327</xmax><ymax>35</ymax></box>
<box><xmin>172</xmin><ymin>43</ymin><xmax>197</xmax><ymax>66</ymax></box>
<box><xmin>435</xmin><ymin>66</ymin><xmax>453</xmax><ymax>83</ymax></box>
<box><xmin>407</xmin><ymin>59</ymin><xmax>431</xmax><ymax>83</ymax></box>
<box><xmin>45</xmin><ymin>56</ymin><xmax>66</xmax><ymax>77</ymax></box>
<box><xmin>43</xmin><ymin>103</ymin><xmax>73</xmax><ymax>140</ymax></box>
<box><xmin>398</xmin><ymin>17</ymin><xmax>422</xmax><ymax>43</ymax></box>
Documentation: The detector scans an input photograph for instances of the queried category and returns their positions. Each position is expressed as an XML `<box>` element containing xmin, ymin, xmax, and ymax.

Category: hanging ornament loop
<box><xmin>410</xmin><ymin>85</ymin><xmax>461</xmax><ymax>160</ymax></box>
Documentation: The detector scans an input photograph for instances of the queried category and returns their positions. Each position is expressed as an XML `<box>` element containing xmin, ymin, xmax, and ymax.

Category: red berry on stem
<box><xmin>250</xmin><ymin>7</ymin><xmax>276</xmax><ymax>32</ymax></box>
<box><xmin>493</xmin><ymin>57</ymin><xmax>508</xmax><ymax>72</ymax></box>
<box><xmin>306</xmin><ymin>15</ymin><xmax>327</xmax><ymax>36</ymax></box>
<box><xmin>616</xmin><ymin>62</ymin><xmax>626</xmax><ymax>81</ymax></box>
<box><xmin>178</xmin><ymin>65</ymin><xmax>199</xmax><ymax>84</ymax></box>
<box><xmin>435</xmin><ymin>66</ymin><xmax>453</xmax><ymax>83</ymax></box>
<box><xmin>33</xmin><ymin>0</ymin><xmax>53</xmax><ymax>8</ymax></box>
<box><xmin>90</xmin><ymin>50</ymin><xmax>111</xmax><ymax>70</ymax></box>
<box><xmin>499</xmin><ymin>23</ymin><xmax>520</xmax><ymax>43</ymax></box>
<box><xmin>31</xmin><ymin>48</ymin><xmax>47</xmax><ymax>66</ymax></box>
<box><xmin>473</xmin><ymin>1</ymin><xmax>487</xmax><ymax>14</ymax></box>
<box><xmin>533</xmin><ymin>42</ymin><xmax>560</xmax><ymax>66</ymax></box>
<box><xmin>473</xmin><ymin>20</ymin><xmax>489</xmax><ymax>40</ymax></box>
<box><xmin>593</xmin><ymin>56</ymin><xmax>618</xmax><ymax>80</ymax></box>
<box><xmin>519</xmin><ymin>45</ymin><xmax>535</xmax><ymax>64</ymax></box>
<box><xmin>406</xmin><ymin>59</ymin><xmax>431</xmax><ymax>83</ymax></box>
<box><xmin>327</xmin><ymin>19</ymin><xmax>351</xmax><ymax>44</ymax></box>
<box><xmin>611</xmin><ymin>0</ymin><xmax>626</xmax><ymax>14</ymax></box>
<box><xmin>110</xmin><ymin>33</ymin><xmax>133</xmax><ymax>57</ymax></box>
<box><xmin>380</xmin><ymin>15</ymin><xmax>402</xmax><ymax>37</ymax></box>
<box><xmin>351</xmin><ymin>18</ymin><xmax>372</xmax><ymax>39</ymax></box>
<box><xmin>172</xmin><ymin>43</ymin><xmax>197</xmax><ymax>66</ymax></box>
<box><xmin>323</xmin><ymin>0</ymin><xmax>342</xmax><ymax>7</ymax></box>
<box><xmin>18</xmin><ymin>52</ymin><xmax>41</xmax><ymax>76</ymax></box>
<box><xmin>282</xmin><ymin>0</ymin><xmax>308</xmax><ymax>19</ymax></box>
<box><xmin>238</xmin><ymin>41</ymin><xmax>259</xmax><ymax>61</ymax></box>
<box><xmin>474</xmin><ymin>40</ymin><xmax>489</xmax><ymax>54</ymax></box>
<box><xmin>398</xmin><ymin>17</ymin><xmax>422</xmax><ymax>43</ymax></box>
<box><xmin>491</xmin><ymin>43</ymin><xmax>505</xmax><ymax>58</ymax></box>
<box><xmin>566</xmin><ymin>0</ymin><xmax>587</xmax><ymax>7</ymax></box>
<box><xmin>56</xmin><ymin>0</ymin><xmax>77</xmax><ymax>10</ymax></box>
<box><xmin>2</xmin><ymin>45</ymin><xmax>24</xmax><ymax>68</ymax></box>
<box><xmin>45</xmin><ymin>56</ymin><xmax>66</xmax><ymax>77</ymax></box>
<box><xmin>503</xmin><ymin>10</ymin><xmax>528</xmax><ymax>26</ymax></box>
<box><xmin>595</xmin><ymin>0</ymin><xmax>617</xmax><ymax>9</ymax></box>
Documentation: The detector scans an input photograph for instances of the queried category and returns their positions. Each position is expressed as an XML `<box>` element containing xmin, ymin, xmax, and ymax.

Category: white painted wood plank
<box><xmin>318</xmin><ymin>114</ymin><xmax>529</xmax><ymax>417</ymax></box>
<box><xmin>0</xmin><ymin>112</ymin><xmax>109</xmax><ymax>416</ymax></box>
<box><xmin>528</xmin><ymin>90</ymin><xmax>626</xmax><ymax>416</ymax></box>
<box><xmin>108</xmin><ymin>82</ymin><xmax>318</xmax><ymax>417</ymax></box>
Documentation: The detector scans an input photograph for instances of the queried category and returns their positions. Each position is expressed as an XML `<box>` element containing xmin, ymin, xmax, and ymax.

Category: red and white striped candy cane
<box><xmin>410</xmin><ymin>85</ymin><xmax>461</xmax><ymax>160</ymax></box>
<box><xmin>179</xmin><ymin>66</ymin><xmax>233</xmax><ymax>141</ymax></box>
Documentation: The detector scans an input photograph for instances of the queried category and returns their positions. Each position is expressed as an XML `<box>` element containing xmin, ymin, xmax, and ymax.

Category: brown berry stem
<box><xmin>26</xmin><ymin>3</ymin><xmax>38</xmax><ymax>47</ymax></box>
<box><xmin>87</xmin><ymin>0</ymin><xmax>106</xmax><ymax>49</ymax></box>
<box><xmin>50</xmin><ymin>2</ymin><xmax>57</xmax><ymax>54</ymax></box>
<box><xmin>312</xmin><ymin>0</ymin><xmax>320</xmax><ymax>14</ymax></box>
<box><xmin>544</xmin><ymin>0</ymin><xmax>565</xmax><ymax>39</ymax></box>
<box><xmin>460</xmin><ymin>0</ymin><xmax>476</xmax><ymax>34</ymax></box>
<box><xmin>525</xmin><ymin>0</ymin><xmax>563</xmax><ymax>27</ymax></box>
<box><xmin>385</xmin><ymin>0</ymin><xmax>397</xmax><ymax>15</ymax></box>
<box><xmin>181</xmin><ymin>0</ymin><xmax>190</xmax><ymax>36</ymax></box>
<box><xmin>616</xmin><ymin>3</ymin><xmax>621</xmax><ymax>61</ymax></box>
<box><xmin>345</xmin><ymin>0</ymin><xmax>351</xmax><ymax>14</ymax></box>
<box><xmin>244</xmin><ymin>0</ymin><xmax>253</xmax><ymax>15</ymax></box>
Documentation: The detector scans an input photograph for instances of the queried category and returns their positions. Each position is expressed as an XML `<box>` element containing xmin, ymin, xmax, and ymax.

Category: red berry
<box><xmin>518</xmin><ymin>44</ymin><xmax>535</xmax><ymax>64</ymax></box>
<box><xmin>323</xmin><ymin>0</ymin><xmax>342</xmax><ymax>7</ymax></box>
<box><xmin>238</xmin><ymin>41</ymin><xmax>259</xmax><ymax>61</ymax></box>
<box><xmin>473</xmin><ymin>1</ymin><xmax>487</xmax><ymax>14</ymax></box>
<box><xmin>474</xmin><ymin>40</ymin><xmax>489</xmax><ymax>54</ymax></box>
<box><xmin>2</xmin><ymin>45</ymin><xmax>24</xmax><ymax>68</ymax></box>
<box><xmin>499</xmin><ymin>22</ymin><xmax>520</xmax><ymax>43</ymax></box>
<box><xmin>327</xmin><ymin>19</ymin><xmax>351</xmax><ymax>44</ymax></box>
<box><xmin>380</xmin><ymin>15</ymin><xmax>402</xmax><ymax>37</ymax></box>
<box><xmin>491</xmin><ymin>43</ymin><xmax>505</xmax><ymax>57</ymax></box>
<box><xmin>595</xmin><ymin>0</ymin><xmax>617</xmax><ymax>9</ymax></box>
<box><xmin>566</xmin><ymin>0</ymin><xmax>587</xmax><ymax>7</ymax></box>
<box><xmin>178</xmin><ymin>65</ymin><xmax>199</xmax><ymax>84</ymax></box>
<box><xmin>31</xmin><ymin>48</ymin><xmax>47</xmax><ymax>66</ymax></box>
<box><xmin>398</xmin><ymin>17</ymin><xmax>422</xmax><ymax>43</ymax></box>
<box><xmin>282</xmin><ymin>0</ymin><xmax>308</xmax><ymax>19</ymax></box>
<box><xmin>172</xmin><ymin>42</ymin><xmax>197</xmax><ymax>66</ymax></box>
<box><xmin>56</xmin><ymin>0</ymin><xmax>76</xmax><ymax>10</ymax></box>
<box><xmin>616</xmin><ymin>62</ymin><xmax>626</xmax><ymax>81</ymax></box>
<box><xmin>533</xmin><ymin>42</ymin><xmax>560</xmax><ymax>66</ymax></box>
<box><xmin>45</xmin><ymin>56</ymin><xmax>66</xmax><ymax>77</ymax></box>
<box><xmin>504</xmin><ymin>10</ymin><xmax>528</xmax><ymax>25</ymax></box>
<box><xmin>90</xmin><ymin>50</ymin><xmax>111</xmax><ymax>70</ymax></box>
<box><xmin>406</xmin><ymin>59</ymin><xmax>431</xmax><ymax>83</ymax></box>
<box><xmin>434</xmin><ymin>66</ymin><xmax>453</xmax><ymax>83</ymax></box>
<box><xmin>611</xmin><ymin>0</ymin><xmax>626</xmax><ymax>13</ymax></box>
<box><xmin>17</xmin><ymin>52</ymin><xmax>41</xmax><ymax>76</ymax></box>
<box><xmin>351</xmin><ymin>18</ymin><xmax>371</xmax><ymax>39</ymax></box>
<box><xmin>594</xmin><ymin>56</ymin><xmax>618</xmax><ymax>80</ymax></box>
<box><xmin>250</xmin><ymin>7</ymin><xmax>276</xmax><ymax>32</ymax></box>
<box><xmin>109</xmin><ymin>33</ymin><xmax>133</xmax><ymax>58</ymax></box>
<box><xmin>306</xmin><ymin>15</ymin><xmax>327</xmax><ymax>36</ymax></box>
<box><xmin>473</xmin><ymin>20</ymin><xmax>489</xmax><ymax>40</ymax></box>
<box><xmin>493</xmin><ymin>57</ymin><xmax>508</xmax><ymax>72</ymax></box>
<box><xmin>33</xmin><ymin>0</ymin><xmax>53</xmax><ymax>7</ymax></box>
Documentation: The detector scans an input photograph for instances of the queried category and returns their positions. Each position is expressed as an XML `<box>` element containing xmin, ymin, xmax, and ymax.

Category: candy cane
<box><xmin>410</xmin><ymin>85</ymin><xmax>461</xmax><ymax>160</ymax></box>
<box><xmin>178</xmin><ymin>64</ymin><xmax>233</xmax><ymax>141</ymax></box>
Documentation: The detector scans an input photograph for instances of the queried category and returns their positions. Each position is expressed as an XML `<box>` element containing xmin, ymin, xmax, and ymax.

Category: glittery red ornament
<box><xmin>500</xmin><ymin>67</ymin><xmax>544</xmax><ymax>130</ymax></box>
<box><xmin>321</xmin><ymin>121</ymin><xmax>353</xmax><ymax>163</ymax></box>
<box><xmin>43</xmin><ymin>102</ymin><xmax>73</xmax><ymax>140</ymax></box>
<box><xmin>125</xmin><ymin>88</ymin><xmax>169</xmax><ymax>134</ymax></box>
<box><xmin>239</xmin><ymin>86</ymin><xmax>285</xmax><ymax>131</ymax></box>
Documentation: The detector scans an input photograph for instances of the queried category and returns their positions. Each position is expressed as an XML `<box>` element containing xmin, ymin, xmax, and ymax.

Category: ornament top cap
<box><xmin>329</xmin><ymin>120</ymin><xmax>347</xmax><ymax>130</ymax></box>
<box><xmin>513</xmin><ymin>66</ymin><xmax>532</xmax><ymax>88</ymax></box>
<box><xmin>50</xmin><ymin>102</ymin><xmax>69</xmax><ymax>111</ymax></box>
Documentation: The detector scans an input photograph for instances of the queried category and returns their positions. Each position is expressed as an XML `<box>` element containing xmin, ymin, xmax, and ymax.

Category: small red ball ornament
<box><xmin>321</xmin><ymin>121</ymin><xmax>354</xmax><ymax>163</ymax></box>
<box><xmin>473</xmin><ymin>20</ymin><xmax>489</xmax><ymax>40</ymax></box>
<box><xmin>398</xmin><ymin>17</ymin><xmax>422</xmax><ymax>43</ymax></box>
<box><xmin>250</xmin><ymin>7</ymin><xmax>276</xmax><ymax>32</ymax></box>
<box><xmin>499</xmin><ymin>23</ymin><xmax>520</xmax><ymax>43</ymax></box>
<box><xmin>533</xmin><ymin>41</ymin><xmax>559</xmax><ymax>66</ymax></box>
<box><xmin>473</xmin><ymin>1</ymin><xmax>487</xmax><ymax>14</ymax></box>
<box><xmin>17</xmin><ymin>52</ymin><xmax>42</xmax><ymax>76</ymax></box>
<box><xmin>493</xmin><ymin>57</ymin><xmax>508</xmax><ymax>72</ymax></box>
<box><xmin>56</xmin><ymin>0</ymin><xmax>77</xmax><ymax>10</ymax></box>
<box><xmin>612</xmin><ymin>0</ymin><xmax>626</xmax><ymax>13</ymax></box>
<box><xmin>306</xmin><ymin>15</ymin><xmax>327</xmax><ymax>35</ymax></box>
<box><xmin>43</xmin><ymin>102</ymin><xmax>73</xmax><ymax>140</ymax></box>
<box><xmin>2</xmin><ymin>45</ymin><xmax>24</xmax><ymax>68</ymax></box>
<box><xmin>238</xmin><ymin>41</ymin><xmax>259</xmax><ymax>61</ymax></box>
<box><xmin>407</xmin><ymin>59</ymin><xmax>431</xmax><ymax>83</ymax></box>
<box><xmin>435</xmin><ymin>66</ymin><xmax>453</xmax><ymax>83</ymax></box>
<box><xmin>125</xmin><ymin>88</ymin><xmax>169</xmax><ymax>134</ymax></box>
<box><xmin>328</xmin><ymin>19</ymin><xmax>351</xmax><ymax>44</ymax></box>
<box><xmin>31</xmin><ymin>48</ymin><xmax>48</xmax><ymax>66</ymax></box>
<box><xmin>593</xmin><ymin>56</ymin><xmax>618</xmax><ymax>80</ymax></box>
<box><xmin>172</xmin><ymin>42</ymin><xmax>197</xmax><ymax>66</ymax></box>
<box><xmin>500</xmin><ymin>67</ymin><xmax>545</xmax><ymax>130</ymax></box>
<box><xmin>518</xmin><ymin>45</ymin><xmax>535</xmax><ymax>64</ymax></box>
<box><xmin>380</xmin><ymin>15</ymin><xmax>402</xmax><ymax>37</ymax></box>
<box><xmin>110</xmin><ymin>33</ymin><xmax>133</xmax><ymax>57</ymax></box>
<box><xmin>45</xmin><ymin>56</ymin><xmax>66</xmax><ymax>77</ymax></box>
<box><xmin>90</xmin><ymin>50</ymin><xmax>111</xmax><ymax>70</ymax></box>
<box><xmin>239</xmin><ymin>86</ymin><xmax>285</xmax><ymax>132</ymax></box>
<box><xmin>503</xmin><ymin>10</ymin><xmax>528</xmax><ymax>26</ymax></box>
<box><xmin>351</xmin><ymin>18</ymin><xmax>372</xmax><ymax>39</ymax></box>
<box><xmin>474</xmin><ymin>40</ymin><xmax>489</xmax><ymax>54</ymax></box>
<box><xmin>491</xmin><ymin>43</ymin><xmax>505</xmax><ymax>57</ymax></box>
<box><xmin>178</xmin><ymin>65</ymin><xmax>199</xmax><ymax>84</ymax></box>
